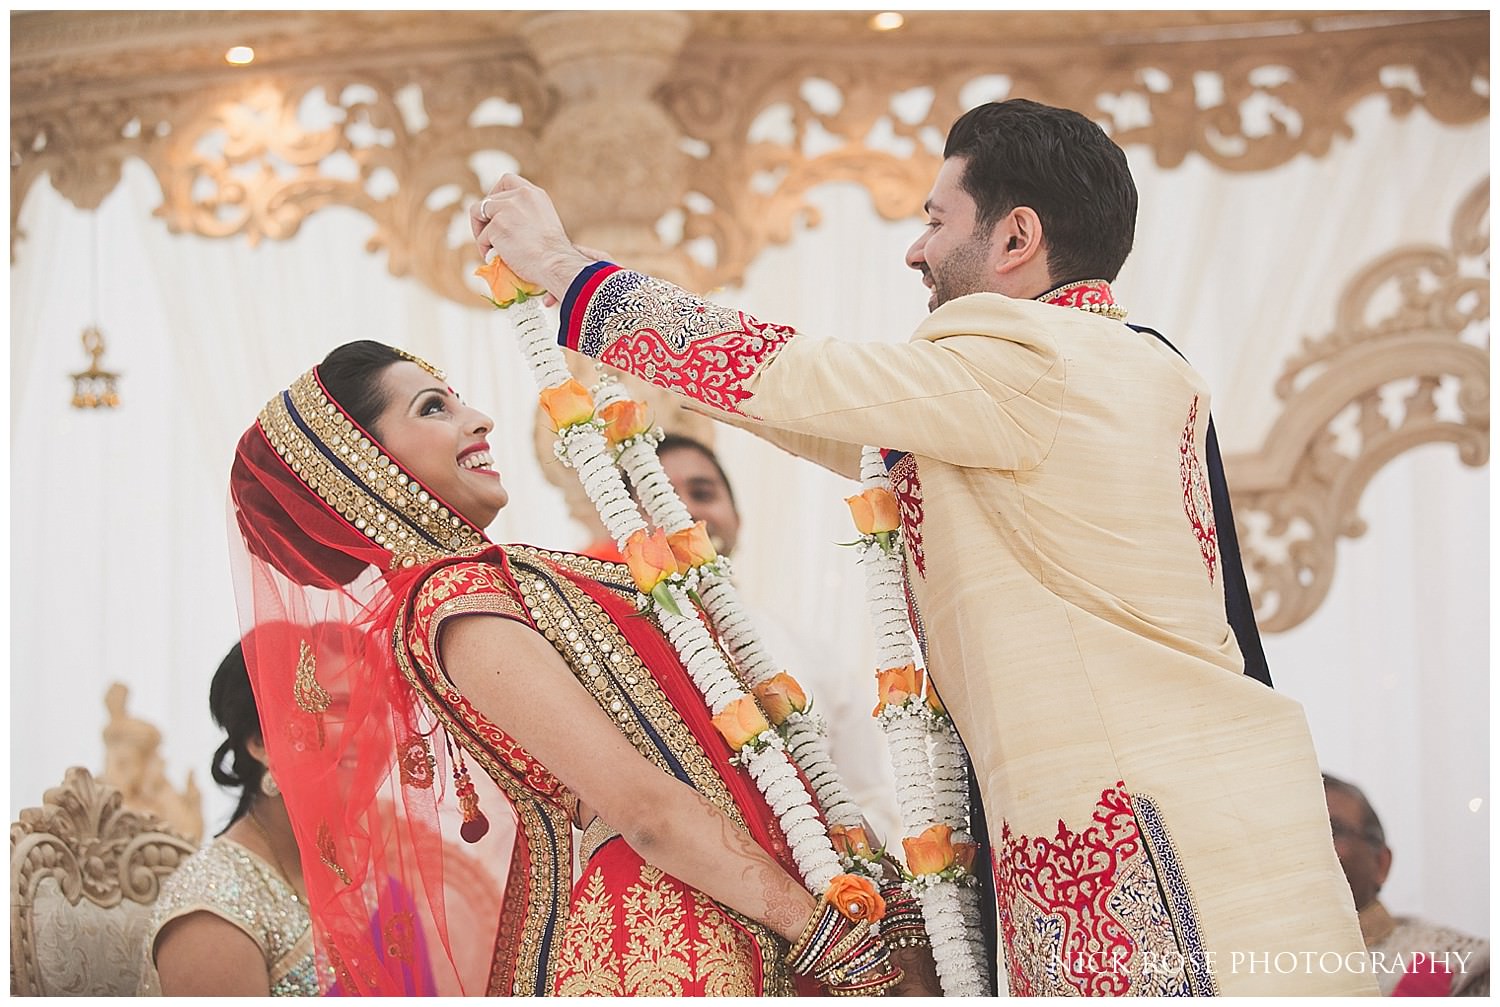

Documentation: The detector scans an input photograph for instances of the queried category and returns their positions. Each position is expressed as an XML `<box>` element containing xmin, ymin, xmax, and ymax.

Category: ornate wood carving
<box><xmin>1223</xmin><ymin>178</ymin><xmax>1489</xmax><ymax>631</ymax></box>
<box><xmin>11</xmin><ymin>11</ymin><xmax>1488</xmax><ymax>298</ymax></box>
<box><xmin>8</xmin><ymin>11</ymin><xmax>1490</xmax><ymax>625</ymax></box>
<box><xmin>10</xmin><ymin>766</ymin><xmax>197</xmax><ymax>995</ymax></box>
<box><xmin>100</xmin><ymin>682</ymin><xmax>203</xmax><ymax>843</ymax></box>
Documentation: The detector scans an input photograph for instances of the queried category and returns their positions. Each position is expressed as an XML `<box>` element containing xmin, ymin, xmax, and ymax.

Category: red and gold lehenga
<box><xmin>229</xmin><ymin>367</ymin><xmax>820</xmax><ymax>995</ymax></box>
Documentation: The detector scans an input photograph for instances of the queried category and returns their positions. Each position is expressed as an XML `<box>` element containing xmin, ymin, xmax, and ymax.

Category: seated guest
<box><xmin>1324</xmin><ymin>773</ymin><xmax>1489</xmax><ymax>996</ymax></box>
<box><xmin>139</xmin><ymin>642</ymin><xmax>317</xmax><ymax>996</ymax></box>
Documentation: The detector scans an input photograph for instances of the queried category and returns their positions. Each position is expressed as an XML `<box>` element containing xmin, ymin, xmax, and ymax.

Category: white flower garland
<box><xmin>590</xmin><ymin>376</ymin><xmax>868</xmax><ymax>840</ymax></box>
<box><xmin>507</xmin><ymin>299</ymin><xmax>842</xmax><ymax>893</ymax></box>
<box><xmin>854</xmin><ymin>446</ymin><xmax>989</xmax><ymax>996</ymax></box>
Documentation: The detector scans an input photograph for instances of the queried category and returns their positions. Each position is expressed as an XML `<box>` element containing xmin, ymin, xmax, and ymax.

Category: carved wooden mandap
<box><xmin>12</xmin><ymin>9</ymin><xmax>1487</xmax><ymax>634</ymax></box>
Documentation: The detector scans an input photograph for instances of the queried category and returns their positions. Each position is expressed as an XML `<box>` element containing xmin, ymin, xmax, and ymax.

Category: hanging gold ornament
<box><xmin>70</xmin><ymin>325</ymin><xmax>121</xmax><ymax>409</ymax></box>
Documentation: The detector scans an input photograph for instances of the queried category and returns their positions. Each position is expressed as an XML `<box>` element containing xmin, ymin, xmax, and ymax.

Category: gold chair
<box><xmin>10</xmin><ymin>766</ymin><xmax>196</xmax><ymax>995</ymax></box>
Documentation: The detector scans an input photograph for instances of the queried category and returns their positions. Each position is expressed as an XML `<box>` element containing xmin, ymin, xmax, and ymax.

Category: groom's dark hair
<box><xmin>944</xmin><ymin>98</ymin><xmax>1138</xmax><ymax>283</ymax></box>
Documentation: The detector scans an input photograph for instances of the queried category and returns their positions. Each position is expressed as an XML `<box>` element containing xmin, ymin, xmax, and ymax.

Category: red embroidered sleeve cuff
<box><xmin>557</xmin><ymin>263</ymin><xmax>799</xmax><ymax>417</ymax></box>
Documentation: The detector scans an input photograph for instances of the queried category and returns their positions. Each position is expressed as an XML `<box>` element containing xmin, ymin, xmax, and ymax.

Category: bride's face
<box><xmin>370</xmin><ymin>362</ymin><xmax>508</xmax><ymax>529</ymax></box>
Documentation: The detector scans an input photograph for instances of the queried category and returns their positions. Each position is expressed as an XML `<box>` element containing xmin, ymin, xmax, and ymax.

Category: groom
<box><xmin>473</xmin><ymin>98</ymin><xmax>1371</xmax><ymax>995</ymax></box>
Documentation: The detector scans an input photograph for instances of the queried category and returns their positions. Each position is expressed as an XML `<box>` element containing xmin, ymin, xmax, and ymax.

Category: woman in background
<box><xmin>139</xmin><ymin>643</ymin><xmax>317</xmax><ymax>996</ymax></box>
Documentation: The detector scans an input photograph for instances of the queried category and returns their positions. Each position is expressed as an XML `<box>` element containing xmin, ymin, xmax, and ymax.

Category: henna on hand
<box><xmin>699</xmin><ymin>791</ymin><xmax>811</xmax><ymax>939</ymax></box>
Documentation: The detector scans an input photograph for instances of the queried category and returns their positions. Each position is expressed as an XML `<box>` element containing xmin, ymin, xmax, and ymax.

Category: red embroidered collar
<box><xmin>1038</xmin><ymin>279</ymin><xmax>1127</xmax><ymax>320</ymax></box>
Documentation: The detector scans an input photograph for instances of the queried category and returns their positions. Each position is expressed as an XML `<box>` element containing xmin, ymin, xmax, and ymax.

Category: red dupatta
<box><xmin>230</xmin><ymin>367</ymin><xmax>498</xmax><ymax>994</ymax></box>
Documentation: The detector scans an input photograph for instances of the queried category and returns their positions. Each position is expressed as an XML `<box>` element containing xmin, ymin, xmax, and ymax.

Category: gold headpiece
<box><xmin>394</xmin><ymin>347</ymin><xmax>446</xmax><ymax>381</ymax></box>
<box><xmin>257</xmin><ymin>371</ymin><xmax>486</xmax><ymax>569</ymax></box>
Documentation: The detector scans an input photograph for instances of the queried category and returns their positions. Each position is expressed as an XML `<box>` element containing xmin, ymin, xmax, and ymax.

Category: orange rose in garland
<box><xmin>622</xmin><ymin>527</ymin><xmax>686</xmax><ymax>616</ymax></box>
<box><xmin>667</xmin><ymin>520</ymin><xmax>718</xmax><ymax>570</ymax></box>
<box><xmin>828</xmin><ymin>824</ymin><xmax>878</xmax><ymax>862</ymax></box>
<box><xmin>599</xmin><ymin>399</ymin><xmax>652</xmax><ymax>447</ymax></box>
<box><xmin>711</xmin><ymin>696</ymin><xmax>770</xmax><ymax>752</ymax></box>
<box><xmin>846</xmin><ymin>487</ymin><xmax>900</xmax><ymax>535</ymax></box>
<box><xmin>902</xmin><ymin>823</ymin><xmax>956</xmax><ymax>876</ymax></box>
<box><xmin>952</xmin><ymin>840</ymin><xmax>977</xmax><ymax>874</ymax></box>
<box><xmin>825</xmin><ymin>873</ymin><xmax>886</xmax><ymax>923</ymax></box>
<box><xmin>538</xmin><ymin>379</ymin><xmax>596</xmax><ymax>432</ymax></box>
<box><xmin>752</xmin><ymin>672</ymin><xmax>808</xmax><ymax>726</ymax></box>
<box><xmin>474</xmin><ymin>255</ymin><xmax>546</xmax><ymax>308</ymax></box>
<box><xmin>872</xmin><ymin>664</ymin><xmax>924</xmax><ymax>716</ymax></box>
<box><xmin>844</xmin><ymin>487</ymin><xmax>901</xmax><ymax>555</ymax></box>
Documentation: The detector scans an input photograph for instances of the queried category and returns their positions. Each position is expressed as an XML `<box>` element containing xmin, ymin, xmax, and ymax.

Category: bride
<box><xmin>227</xmin><ymin>339</ymin><xmax>929</xmax><ymax>995</ymax></box>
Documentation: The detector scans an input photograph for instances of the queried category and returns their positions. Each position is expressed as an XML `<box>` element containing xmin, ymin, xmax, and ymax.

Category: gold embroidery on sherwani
<box><xmin>555</xmin><ymin>868</ymin><xmax>624</xmax><ymax>996</ymax></box>
<box><xmin>621</xmin><ymin>865</ymin><xmax>694</xmax><ymax>995</ymax></box>
<box><xmin>691</xmin><ymin>889</ymin><xmax>759</xmax><ymax>996</ymax></box>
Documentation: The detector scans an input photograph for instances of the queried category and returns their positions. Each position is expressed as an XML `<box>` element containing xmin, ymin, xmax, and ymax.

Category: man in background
<box><xmin>1325</xmin><ymin>773</ymin><xmax>1489</xmax><ymax>996</ymax></box>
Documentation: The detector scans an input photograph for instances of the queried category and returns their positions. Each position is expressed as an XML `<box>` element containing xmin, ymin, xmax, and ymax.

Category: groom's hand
<box><xmin>888</xmin><ymin>944</ymin><xmax>942</xmax><ymax>996</ymax></box>
<box><xmin>470</xmin><ymin>174</ymin><xmax>595</xmax><ymax>299</ymax></box>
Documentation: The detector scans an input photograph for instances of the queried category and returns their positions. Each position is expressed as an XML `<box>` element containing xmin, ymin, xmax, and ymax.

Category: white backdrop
<box><xmin>9</xmin><ymin>95</ymin><xmax>1488</xmax><ymax>936</ymax></box>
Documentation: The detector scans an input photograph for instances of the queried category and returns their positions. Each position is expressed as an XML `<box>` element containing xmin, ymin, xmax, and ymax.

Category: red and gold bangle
<box><xmin>877</xmin><ymin>881</ymin><xmax>930</xmax><ymax>949</ymax></box>
<box><xmin>787</xmin><ymin>896</ymin><xmax>903</xmax><ymax>995</ymax></box>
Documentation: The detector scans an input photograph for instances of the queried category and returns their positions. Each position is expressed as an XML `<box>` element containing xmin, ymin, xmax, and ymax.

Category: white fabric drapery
<box><xmin>10</xmin><ymin>95</ymin><xmax>1486</xmax><ymax>938</ymax></box>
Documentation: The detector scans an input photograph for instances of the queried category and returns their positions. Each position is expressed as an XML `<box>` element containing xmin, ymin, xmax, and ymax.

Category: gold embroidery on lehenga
<box><xmin>621</xmin><ymin>865</ymin><xmax>693</xmax><ymax>996</ymax></box>
<box><xmin>398</xmin><ymin>547</ymin><xmax>795</xmax><ymax>995</ymax></box>
<box><xmin>691</xmin><ymin>889</ymin><xmax>759</xmax><ymax>996</ymax></box>
<box><xmin>509</xmin><ymin>547</ymin><xmax>798</xmax><ymax>995</ymax></box>
<box><xmin>721</xmin><ymin>905</ymin><xmax>796</xmax><ymax>995</ymax></box>
<box><xmin>555</xmin><ymin>868</ymin><xmax>624</xmax><ymax>996</ymax></box>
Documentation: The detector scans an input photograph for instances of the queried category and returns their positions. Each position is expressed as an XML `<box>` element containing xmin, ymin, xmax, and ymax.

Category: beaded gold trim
<box><xmin>394</xmin><ymin>347</ymin><xmax>446</xmax><ymax>380</ymax></box>
<box><xmin>1039</xmin><ymin>278</ymin><xmax>1129</xmax><ymax>320</ymax></box>
<box><xmin>425</xmin><ymin>592</ymin><xmax>528</xmax><ymax>677</ymax></box>
<box><xmin>393</xmin><ymin>597</ymin><xmax>571</xmax><ymax>996</ymax></box>
<box><xmin>257</xmin><ymin>370</ymin><xmax>486</xmax><ymax>571</ymax></box>
<box><xmin>579</xmin><ymin>817</ymin><xmax>620</xmax><ymax>864</ymax></box>
<box><xmin>508</xmin><ymin>548</ymin><xmax>748</xmax><ymax>829</ymax></box>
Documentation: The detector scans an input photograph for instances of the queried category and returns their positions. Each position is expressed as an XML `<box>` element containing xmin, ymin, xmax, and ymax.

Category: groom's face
<box><xmin>905</xmin><ymin>156</ymin><xmax>1001</xmax><ymax>312</ymax></box>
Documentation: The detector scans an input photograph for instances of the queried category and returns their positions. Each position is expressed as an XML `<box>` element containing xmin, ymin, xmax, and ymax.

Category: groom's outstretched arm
<box><xmin>684</xmin><ymin>400</ymin><xmax>864</xmax><ymax>482</ymax></box>
<box><xmin>475</xmin><ymin>174</ymin><xmax>1060</xmax><ymax>472</ymax></box>
<box><xmin>557</xmin><ymin>262</ymin><xmax>1059</xmax><ymax>472</ymax></box>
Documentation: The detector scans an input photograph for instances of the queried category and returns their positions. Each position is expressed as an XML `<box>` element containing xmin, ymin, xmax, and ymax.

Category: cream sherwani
<box><xmin>559</xmin><ymin>263</ymin><xmax>1374</xmax><ymax>995</ymax></box>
